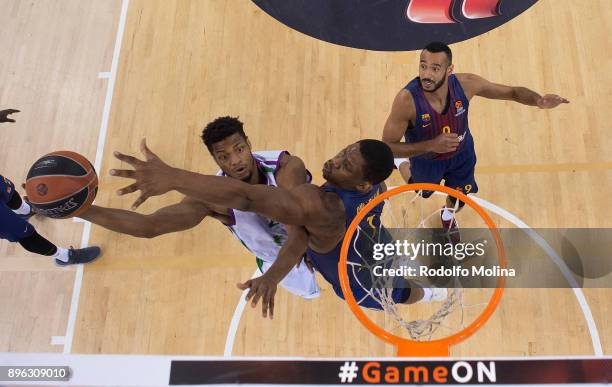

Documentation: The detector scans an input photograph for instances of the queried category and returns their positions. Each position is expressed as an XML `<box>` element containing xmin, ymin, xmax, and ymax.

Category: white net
<box><xmin>347</xmin><ymin>187</ymin><xmax>495</xmax><ymax>341</ymax></box>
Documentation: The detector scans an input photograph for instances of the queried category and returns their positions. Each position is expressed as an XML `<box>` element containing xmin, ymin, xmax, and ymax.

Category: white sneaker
<box><xmin>430</xmin><ymin>287</ymin><xmax>448</xmax><ymax>302</ymax></box>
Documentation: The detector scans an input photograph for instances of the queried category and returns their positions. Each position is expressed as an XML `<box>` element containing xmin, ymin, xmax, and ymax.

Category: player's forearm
<box><xmin>263</xmin><ymin>247</ymin><xmax>305</xmax><ymax>284</ymax></box>
<box><xmin>80</xmin><ymin>205</ymin><xmax>156</xmax><ymax>238</ymax></box>
<box><xmin>511</xmin><ymin>87</ymin><xmax>542</xmax><ymax>106</ymax></box>
<box><xmin>386</xmin><ymin>140</ymin><xmax>432</xmax><ymax>158</ymax></box>
<box><xmin>172</xmin><ymin>169</ymin><xmax>252</xmax><ymax>210</ymax></box>
<box><xmin>264</xmin><ymin>229</ymin><xmax>309</xmax><ymax>283</ymax></box>
<box><xmin>171</xmin><ymin>169</ymin><xmax>299</xmax><ymax>225</ymax></box>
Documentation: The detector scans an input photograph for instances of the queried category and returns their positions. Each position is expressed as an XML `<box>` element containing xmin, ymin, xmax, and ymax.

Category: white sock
<box><xmin>53</xmin><ymin>247</ymin><xmax>70</xmax><ymax>262</ymax></box>
<box><xmin>441</xmin><ymin>207</ymin><xmax>454</xmax><ymax>222</ymax></box>
<box><xmin>418</xmin><ymin>288</ymin><xmax>433</xmax><ymax>303</ymax></box>
<box><xmin>13</xmin><ymin>201</ymin><xmax>31</xmax><ymax>215</ymax></box>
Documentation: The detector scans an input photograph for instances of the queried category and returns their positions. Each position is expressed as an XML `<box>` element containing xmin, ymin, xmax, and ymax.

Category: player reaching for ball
<box><xmin>109</xmin><ymin>137</ymin><xmax>447</xmax><ymax>319</ymax></box>
<box><xmin>80</xmin><ymin>117</ymin><xmax>321</xmax><ymax>303</ymax></box>
<box><xmin>0</xmin><ymin>110</ymin><xmax>101</xmax><ymax>265</ymax></box>
<box><xmin>382</xmin><ymin>42</ymin><xmax>569</xmax><ymax>243</ymax></box>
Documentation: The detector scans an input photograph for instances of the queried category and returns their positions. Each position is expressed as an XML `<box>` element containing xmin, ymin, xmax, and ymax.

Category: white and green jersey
<box><xmin>217</xmin><ymin>151</ymin><xmax>319</xmax><ymax>299</ymax></box>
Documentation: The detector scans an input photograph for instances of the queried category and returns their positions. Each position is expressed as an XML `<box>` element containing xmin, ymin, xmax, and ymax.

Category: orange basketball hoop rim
<box><xmin>338</xmin><ymin>183</ymin><xmax>506</xmax><ymax>357</ymax></box>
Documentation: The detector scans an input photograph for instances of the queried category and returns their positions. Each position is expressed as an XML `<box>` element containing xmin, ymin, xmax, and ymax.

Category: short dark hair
<box><xmin>201</xmin><ymin>116</ymin><xmax>246</xmax><ymax>152</ymax></box>
<box><xmin>357</xmin><ymin>139</ymin><xmax>394</xmax><ymax>185</ymax></box>
<box><xmin>424</xmin><ymin>41</ymin><xmax>452</xmax><ymax>64</ymax></box>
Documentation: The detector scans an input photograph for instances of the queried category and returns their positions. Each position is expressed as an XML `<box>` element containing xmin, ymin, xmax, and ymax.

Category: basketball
<box><xmin>25</xmin><ymin>151</ymin><xmax>98</xmax><ymax>219</ymax></box>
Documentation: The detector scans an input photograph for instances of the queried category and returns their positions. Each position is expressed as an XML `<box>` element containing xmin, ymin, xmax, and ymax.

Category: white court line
<box><xmin>92</xmin><ymin>0</ymin><xmax>129</xmax><ymax>175</ymax></box>
<box><xmin>97</xmin><ymin>71</ymin><xmax>111</xmax><ymax>79</ymax></box>
<box><xmin>62</xmin><ymin>0</ymin><xmax>130</xmax><ymax>354</ymax></box>
<box><xmin>224</xmin><ymin>269</ymin><xmax>260</xmax><ymax>356</ymax></box>
<box><xmin>51</xmin><ymin>336</ymin><xmax>65</xmax><ymax>346</ymax></box>
<box><xmin>466</xmin><ymin>194</ymin><xmax>604</xmax><ymax>357</ymax></box>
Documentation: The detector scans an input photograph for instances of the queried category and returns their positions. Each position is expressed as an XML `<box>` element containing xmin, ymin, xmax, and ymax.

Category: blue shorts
<box><xmin>409</xmin><ymin>136</ymin><xmax>478</xmax><ymax>197</ymax></box>
<box><xmin>307</xmin><ymin>228</ymin><xmax>411</xmax><ymax>310</ymax></box>
<box><xmin>0</xmin><ymin>175</ymin><xmax>35</xmax><ymax>242</ymax></box>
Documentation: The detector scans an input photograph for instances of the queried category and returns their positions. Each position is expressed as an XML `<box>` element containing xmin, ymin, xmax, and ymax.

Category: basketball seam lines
<box><xmin>26</xmin><ymin>173</ymin><xmax>94</xmax><ymax>180</ymax></box>
<box><xmin>26</xmin><ymin>184</ymin><xmax>93</xmax><ymax>205</ymax></box>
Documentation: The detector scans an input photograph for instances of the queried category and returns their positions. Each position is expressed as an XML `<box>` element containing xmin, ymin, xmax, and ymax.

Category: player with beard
<box><xmin>382</xmin><ymin>42</ymin><xmax>568</xmax><ymax>242</ymax></box>
<box><xmin>81</xmin><ymin>116</ymin><xmax>320</xmax><ymax>302</ymax></box>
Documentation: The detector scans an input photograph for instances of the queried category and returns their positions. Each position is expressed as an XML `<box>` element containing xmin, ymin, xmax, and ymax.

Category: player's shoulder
<box><xmin>455</xmin><ymin>73</ymin><xmax>486</xmax><ymax>86</ymax></box>
<box><xmin>396</xmin><ymin>88</ymin><xmax>415</xmax><ymax>104</ymax></box>
<box><xmin>278</xmin><ymin>152</ymin><xmax>305</xmax><ymax>170</ymax></box>
<box><xmin>455</xmin><ymin>73</ymin><xmax>487</xmax><ymax>97</ymax></box>
<box><xmin>290</xmin><ymin>182</ymin><xmax>321</xmax><ymax>197</ymax></box>
<box><xmin>276</xmin><ymin>152</ymin><xmax>309</xmax><ymax>188</ymax></box>
<box><xmin>394</xmin><ymin>89</ymin><xmax>416</xmax><ymax>115</ymax></box>
<box><xmin>291</xmin><ymin>183</ymin><xmax>331</xmax><ymax>208</ymax></box>
<box><xmin>286</xmin><ymin>183</ymin><xmax>344</xmax><ymax>228</ymax></box>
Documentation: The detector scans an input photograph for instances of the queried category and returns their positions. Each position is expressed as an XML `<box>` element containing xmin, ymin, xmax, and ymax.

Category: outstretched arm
<box><xmin>457</xmin><ymin>73</ymin><xmax>569</xmax><ymax>108</ymax></box>
<box><xmin>110</xmin><ymin>140</ymin><xmax>314</xmax><ymax>226</ymax></box>
<box><xmin>80</xmin><ymin>196</ymin><xmax>212</xmax><ymax>238</ymax></box>
<box><xmin>236</xmin><ymin>152</ymin><xmax>313</xmax><ymax>319</ymax></box>
<box><xmin>382</xmin><ymin>90</ymin><xmax>460</xmax><ymax>157</ymax></box>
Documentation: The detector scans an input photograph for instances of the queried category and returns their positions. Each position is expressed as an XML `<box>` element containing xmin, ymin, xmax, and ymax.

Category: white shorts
<box><xmin>394</xmin><ymin>158</ymin><xmax>410</xmax><ymax>169</ymax></box>
<box><xmin>258</xmin><ymin>258</ymin><xmax>320</xmax><ymax>299</ymax></box>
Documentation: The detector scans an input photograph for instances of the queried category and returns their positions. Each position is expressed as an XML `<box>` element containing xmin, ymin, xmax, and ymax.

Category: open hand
<box><xmin>110</xmin><ymin>139</ymin><xmax>176</xmax><ymax>209</ymax></box>
<box><xmin>237</xmin><ymin>274</ymin><xmax>279</xmax><ymax>319</ymax></box>
<box><xmin>537</xmin><ymin>94</ymin><xmax>569</xmax><ymax>109</ymax></box>
<box><xmin>0</xmin><ymin>109</ymin><xmax>19</xmax><ymax>123</ymax></box>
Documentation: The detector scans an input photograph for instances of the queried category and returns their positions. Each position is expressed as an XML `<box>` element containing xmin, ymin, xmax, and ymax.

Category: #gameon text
<box><xmin>373</xmin><ymin>240</ymin><xmax>486</xmax><ymax>261</ymax></box>
<box><xmin>361</xmin><ymin>361</ymin><xmax>496</xmax><ymax>384</ymax></box>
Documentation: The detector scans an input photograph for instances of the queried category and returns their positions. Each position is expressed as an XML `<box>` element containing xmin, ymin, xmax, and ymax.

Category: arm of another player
<box><xmin>237</xmin><ymin>225</ymin><xmax>309</xmax><ymax>319</ymax></box>
<box><xmin>0</xmin><ymin>109</ymin><xmax>20</xmax><ymax>123</ymax></box>
<box><xmin>236</xmin><ymin>153</ymin><xmax>312</xmax><ymax>319</ymax></box>
<box><xmin>457</xmin><ymin>73</ymin><xmax>569</xmax><ymax>108</ymax></box>
<box><xmin>272</xmin><ymin>154</ymin><xmax>312</xmax><ymax>275</ymax></box>
<box><xmin>80</xmin><ymin>196</ymin><xmax>212</xmax><ymax>238</ymax></box>
<box><xmin>382</xmin><ymin>90</ymin><xmax>460</xmax><ymax>157</ymax></box>
<box><xmin>110</xmin><ymin>139</ymin><xmax>313</xmax><ymax>226</ymax></box>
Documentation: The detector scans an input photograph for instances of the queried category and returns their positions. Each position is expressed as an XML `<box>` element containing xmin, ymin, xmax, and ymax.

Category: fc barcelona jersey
<box><xmin>404</xmin><ymin>74</ymin><xmax>472</xmax><ymax>160</ymax></box>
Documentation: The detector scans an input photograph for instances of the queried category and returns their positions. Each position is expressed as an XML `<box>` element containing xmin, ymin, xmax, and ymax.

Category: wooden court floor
<box><xmin>0</xmin><ymin>0</ymin><xmax>610</xmax><ymax>357</ymax></box>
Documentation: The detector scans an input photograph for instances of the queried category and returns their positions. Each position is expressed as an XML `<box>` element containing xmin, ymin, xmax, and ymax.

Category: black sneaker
<box><xmin>55</xmin><ymin>246</ymin><xmax>102</xmax><ymax>266</ymax></box>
